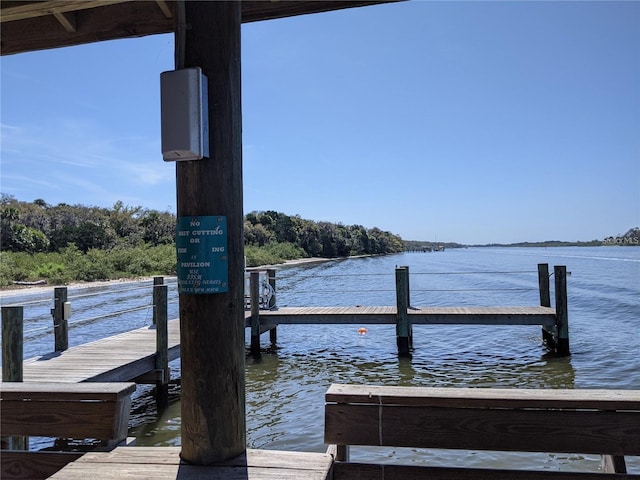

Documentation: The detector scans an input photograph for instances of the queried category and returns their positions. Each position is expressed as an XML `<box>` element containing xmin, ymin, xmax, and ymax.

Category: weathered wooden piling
<box><xmin>52</xmin><ymin>286</ymin><xmax>68</xmax><ymax>352</ymax></box>
<box><xmin>399</xmin><ymin>265</ymin><xmax>413</xmax><ymax>348</ymax></box>
<box><xmin>267</xmin><ymin>268</ymin><xmax>277</xmax><ymax>346</ymax></box>
<box><xmin>1</xmin><ymin>305</ymin><xmax>28</xmax><ymax>450</ymax></box>
<box><xmin>153</xmin><ymin>276</ymin><xmax>164</xmax><ymax>325</ymax></box>
<box><xmin>250</xmin><ymin>271</ymin><xmax>261</xmax><ymax>357</ymax></box>
<box><xmin>554</xmin><ymin>265</ymin><xmax>570</xmax><ymax>355</ymax></box>
<box><xmin>538</xmin><ymin>263</ymin><xmax>555</xmax><ymax>347</ymax></box>
<box><xmin>154</xmin><ymin>284</ymin><xmax>169</xmax><ymax>407</ymax></box>
<box><xmin>395</xmin><ymin>266</ymin><xmax>411</xmax><ymax>357</ymax></box>
<box><xmin>2</xmin><ymin>306</ymin><xmax>23</xmax><ymax>382</ymax></box>
<box><xmin>176</xmin><ymin>0</ymin><xmax>245</xmax><ymax>464</ymax></box>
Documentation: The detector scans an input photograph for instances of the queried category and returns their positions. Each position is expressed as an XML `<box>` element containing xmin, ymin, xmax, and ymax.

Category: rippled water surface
<box><xmin>3</xmin><ymin>246</ymin><xmax>639</xmax><ymax>472</ymax></box>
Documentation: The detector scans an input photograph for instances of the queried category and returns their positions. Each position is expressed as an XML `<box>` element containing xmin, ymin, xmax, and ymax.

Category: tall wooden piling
<box><xmin>2</xmin><ymin>306</ymin><xmax>28</xmax><ymax>449</ymax></box>
<box><xmin>538</xmin><ymin>263</ymin><xmax>555</xmax><ymax>347</ymax></box>
<box><xmin>399</xmin><ymin>265</ymin><xmax>413</xmax><ymax>348</ymax></box>
<box><xmin>554</xmin><ymin>265</ymin><xmax>570</xmax><ymax>355</ymax></box>
<box><xmin>395</xmin><ymin>267</ymin><xmax>411</xmax><ymax>357</ymax></box>
<box><xmin>2</xmin><ymin>306</ymin><xmax>23</xmax><ymax>382</ymax></box>
<box><xmin>52</xmin><ymin>286</ymin><xmax>68</xmax><ymax>352</ymax></box>
<box><xmin>154</xmin><ymin>284</ymin><xmax>169</xmax><ymax>408</ymax></box>
<box><xmin>267</xmin><ymin>268</ymin><xmax>277</xmax><ymax>346</ymax></box>
<box><xmin>250</xmin><ymin>271</ymin><xmax>261</xmax><ymax>356</ymax></box>
<box><xmin>176</xmin><ymin>0</ymin><xmax>245</xmax><ymax>464</ymax></box>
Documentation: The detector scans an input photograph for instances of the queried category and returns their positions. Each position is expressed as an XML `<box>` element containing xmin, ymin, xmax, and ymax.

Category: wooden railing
<box><xmin>324</xmin><ymin>383</ymin><xmax>640</xmax><ymax>479</ymax></box>
<box><xmin>1</xmin><ymin>382</ymin><xmax>136</xmax><ymax>479</ymax></box>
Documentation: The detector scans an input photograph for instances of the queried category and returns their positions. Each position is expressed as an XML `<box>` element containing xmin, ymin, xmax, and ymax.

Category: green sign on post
<box><xmin>176</xmin><ymin>215</ymin><xmax>228</xmax><ymax>294</ymax></box>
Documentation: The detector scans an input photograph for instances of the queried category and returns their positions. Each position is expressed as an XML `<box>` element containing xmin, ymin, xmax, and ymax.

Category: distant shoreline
<box><xmin>0</xmin><ymin>256</ymin><xmax>336</xmax><ymax>298</ymax></box>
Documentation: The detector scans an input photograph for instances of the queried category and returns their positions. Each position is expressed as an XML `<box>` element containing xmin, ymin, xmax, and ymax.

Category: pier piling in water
<box><xmin>1</xmin><ymin>305</ymin><xmax>27</xmax><ymax>450</ymax></box>
<box><xmin>52</xmin><ymin>286</ymin><xmax>68</xmax><ymax>352</ymax></box>
<box><xmin>267</xmin><ymin>268</ymin><xmax>277</xmax><ymax>346</ymax></box>
<box><xmin>395</xmin><ymin>266</ymin><xmax>411</xmax><ymax>357</ymax></box>
<box><xmin>154</xmin><ymin>283</ymin><xmax>169</xmax><ymax>407</ymax></box>
<box><xmin>2</xmin><ymin>306</ymin><xmax>23</xmax><ymax>382</ymax></box>
<box><xmin>538</xmin><ymin>263</ymin><xmax>555</xmax><ymax>347</ymax></box>
<box><xmin>250</xmin><ymin>271</ymin><xmax>261</xmax><ymax>357</ymax></box>
<box><xmin>554</xmin><ymin>265</ymin><xmax>570</xmax><ymax>355</ymax></box>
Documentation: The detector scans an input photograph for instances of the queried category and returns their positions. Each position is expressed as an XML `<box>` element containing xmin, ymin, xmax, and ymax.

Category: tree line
<box><xmin>0</xmin><ymin>194</ymin><xmax>404</xmax><ymax>285</ymax></box>
<box><xmin>1</xmin><ymin>194</ymin><xmax>176</xmax><ymax>253</ymax></box>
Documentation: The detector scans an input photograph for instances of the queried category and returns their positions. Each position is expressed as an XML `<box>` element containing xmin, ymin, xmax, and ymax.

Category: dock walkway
<box><xmin>248</xmin><ymin>305</ymin><xmax>556</xmax><ymax>326</ymax></box>
<box><xmin>17</xmin><ymin>305</ymin><xmax>556</xmax><ymax>383</ymax></box>
<box><xmin>22</xmin><ymin>319</ymin><xmax>181</xmax><ymax>383</ymax></box>
<box><xmin>48</xmin><ymin>447</ymin><xmax>333</xmax><ymax>480</ymax></box>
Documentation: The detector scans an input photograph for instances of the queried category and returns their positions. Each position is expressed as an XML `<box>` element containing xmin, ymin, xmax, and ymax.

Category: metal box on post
<box><xmin>160</xmin><ymin>67</ymin><xmax>209</xmax><ymax>161</ymax></box>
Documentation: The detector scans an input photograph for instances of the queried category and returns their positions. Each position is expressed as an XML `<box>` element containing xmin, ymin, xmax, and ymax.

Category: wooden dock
<box><xmin>14</xmin><ymin>305</ymin><xmax>555</xmax><ymax>385</ymax></box>
<box><xmin>48</xmin><ymin>447</ymin><xmax>333</xmax><ymax>480</ymax></box>
<box><xmin>246</xmin><ymin>305</ymin><xmax>557</xmax><ymax>327</ymax></box>
<box><xmin>21</xmin><ymin>319</ymin><xmax>181</xmax><ymax>384</ymax></box>
<box><xmin>245</xmin><ymin>263</ymin><xmax>569</xmax><ymax>357</ymax></box>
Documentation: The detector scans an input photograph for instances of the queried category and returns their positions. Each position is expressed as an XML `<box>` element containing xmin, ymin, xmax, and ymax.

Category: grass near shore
<box><xmin>0</xmin><ymin>243</ymin><xmax>329</xmax><ymax>291</ymax></box>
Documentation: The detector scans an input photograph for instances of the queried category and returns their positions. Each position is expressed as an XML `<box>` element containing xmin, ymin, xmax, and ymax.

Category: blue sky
<box><xmin>1</xmin><ymin>1</ymin><xmax>638</xmax><ymax>245</ymax></box>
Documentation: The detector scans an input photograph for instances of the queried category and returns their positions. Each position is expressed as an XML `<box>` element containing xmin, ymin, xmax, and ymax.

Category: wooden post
<box><xmin>602</xmin><ymin>454</ymin><xmax>627</xmax><ymax>474</ymax></box>
<box><xmin>395</xmin><ymin>267</ymin><xmax>411</xmax><ymax>357</ymax></box>
<box><xmin>2</xmin><ymin>306</ymin><xmax>28</xmax><ymax>450</ymax></box>
<box><xmin>267</xmin><ymin>268</ymin><xmax>277</xmax><ymax>346</ymax></box>
<box><xmin>336</xmin><ymin>445</ymin><xmax>349</xmax><ymax>462</ymax></box>
<box><xmin>177</xmin><ymin>1</ymin><xmax>245</xmax><ymax>464</ymax></box>
<box><xmin>2</xmin><ymin>306</ymin><xmax>23</xmax><ymax>382</ymax></box>
<box><xmin>152</xmin><ymin>277</ymin><xmax>164</xmax><ymax>325</ymax></box>
<box><xmin>250</xmin><ymin>271</ymin><xmax>261</xmax><ymax>356</ymax></box>
<box><xmin>400</xmin><ymin>265</ymin><xmax>413</xmax><ymax>348</ymax></box>
<box><xmin>154</xmin><ymin>284</ymin><xmax>169</xmax><ymax>408</ymax></box>
<box><xmin>52</xmin><ymin>286</ymin><xmax>68</xmax><ymax>352</ymax></box>
<box><xmin>538</xmin><ymin>263</ymin><xmax>555</xmax><ymax>347</ymax></box>
<box><xmin>554</xmin><ymin>265</ymin><xmax>570</xmax><ymax>356</ymax></box>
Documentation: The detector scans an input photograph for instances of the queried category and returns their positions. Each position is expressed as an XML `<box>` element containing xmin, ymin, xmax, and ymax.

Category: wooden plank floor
<box><xmin>246</xmin><ymin>306</ymin><xmax>557</xmax><ymax>327</ymax></box>
<box><xmin>48</xmin><ymin>447</ymin><xmax>333</xmax><ymax>480</ymax></box>
<box><xmin>22</xmin><ymin>319</ymin><xmax>181</xmax><ymax>383</ymax></box>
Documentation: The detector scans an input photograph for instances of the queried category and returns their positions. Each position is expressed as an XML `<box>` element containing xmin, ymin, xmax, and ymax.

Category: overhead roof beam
<box><xmin>1</xmin><ymin>0</ymin><xmax>400</xmax><ymax>56</ymax></box>
<box><xmin>53</xmin><ymin>11</ymin><xmax>77</xmax><ymax>32</ymax></box>
<box><xmin>0</xmin><ymin>1</ymin><xmax>127</xmax><ymax>23</ymax></box>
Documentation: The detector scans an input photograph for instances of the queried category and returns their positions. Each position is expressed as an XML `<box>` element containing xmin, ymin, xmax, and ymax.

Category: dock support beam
<box><xmin>537</xmin><ymin>263</ymin><xmax>555</xmax><ymax>347</ymax></box>
<box><xmin>1</xmin><ymin>305</ymin><xmax>27</xmax><ymax>449</ymax></box>
<box><xmin>2</xmin><ymin>306</ymin><xmax>23</xmax><ymax>382</ymax></box>
<box><xmin>250</xmin><ymin>271</ymin><xmax>261</xmax><ymax>356</ymax></box>
<box><xmin>176</xmin><ymin>0</ymin><xmax>245</xmax><ymax>465</ymax></box>
<box><xmin>52</xmin><ymin>286</ymin><xmax>68</xmax><ymax>352</ymax></box>
<box><xmin>154</xmin><ymin>284</ymin><xmax>169</xmax><ymax>408</ymax></box>
<box><xmin>554</xmin><ymin>265</ymin><xmax>570</xmax><ymax>356</ymax></box>
<box><xmin>395</xmin><ymin>266</ymin><xmax>411</xmax><ymax>357</ymax></box>
<box><xmin>267</xmin><ymin>268</ymin><xmax>277</xmax><ymax>346</ymax></box>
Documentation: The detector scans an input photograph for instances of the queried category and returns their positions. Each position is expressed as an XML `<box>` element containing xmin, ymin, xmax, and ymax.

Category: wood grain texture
<box><xmin>1</xmin><ymin>382</ymin><xmax>136</xmax><ymax>438</ymax></box>
<box><xmin>48</xmin><ymin>447</ymin><xmax>333</xmax><ymax>479</ymax></box>
<box><xmin>332</xmin><ymin>463</ymin><xmax>640</xmax><ymax>480</ymax></box>
<box><xmin>325</xmin><ymin>384</ymin><xmax>640</xmax><ymax>478</ymax></box>
<box><xmin>1</xmin><ymin>451</ymin><xmax>83</xmax><ymax>480</ymax></box>
<box><xmin>325</xmin><ymin>384</ymin><xmax>640</xmax><ymax>409</ymax></box>
<box><xmin>325</xmin><ymin>403</ymin><xmax>640</xmax><ymax>455</ymax></box>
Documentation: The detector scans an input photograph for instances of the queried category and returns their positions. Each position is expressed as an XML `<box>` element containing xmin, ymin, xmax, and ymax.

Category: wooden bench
<box><xmin>325</xmin><ymin>384</ymin><xmax>640</xmax><ymax>479</ymax></box>
<box><xmin>1</xmin><ymin>382</ymin><xmax>136</xmax><ymax>480</ymax></box>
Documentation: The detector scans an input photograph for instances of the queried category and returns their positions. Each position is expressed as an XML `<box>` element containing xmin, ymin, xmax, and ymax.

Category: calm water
<box><xmin>2</xmin><ymin>246</ymin><xmax>639</xmax><ymax>472</ymax></box>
